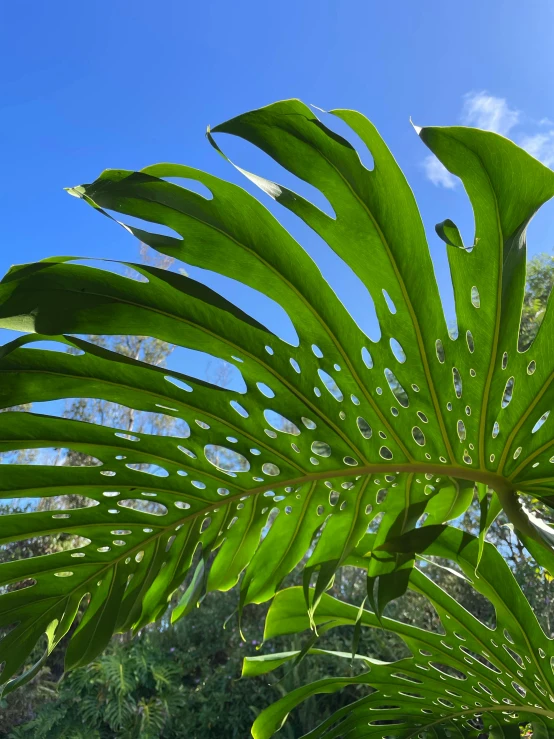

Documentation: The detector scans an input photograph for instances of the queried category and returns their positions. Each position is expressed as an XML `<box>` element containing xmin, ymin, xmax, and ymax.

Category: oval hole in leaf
<box><xmin>289</xmin><ymin>358</ymin><xmax>301</xmax><ymax>373</ymax></box>
<box><xmin>390</xmin><ymin>338</ymin><xmax>406</xmax><ymax>363</ymax></box>
<box><xmin>165</xmin><ymin>376</ymin><xmax>193</xmax><ymax>393</ymax></box>
<box><xmin>532</xmin><ymin>410</ymin><xmax>550</xmax><ymax>433</ymax></box>
<box><xmin>357</xmin><ymin>417</ymin><xmax>372</xmax><ymax>439</ymax></box>
<box><xmin>311</xmin><ymin>441</ymin><xmax>332</xmax><ymax>458</ymax></box>
<box><xmin>452</xmin><ymin>367</ymin><xmax>462</xmax><ymax>399</ymax></box>
<box><xmin>115</xmin><ymin>432</ymin><xmax>140</xmax><ymax>442</ymax></box>
<box><xmin>430</xmin><ymin>662</ymin><xmax>467</xmax><ymax>680</ymax></box>
<box><xmin>230</xmin><ymin>400</ymin><xmax>249</xmax><ymax>418</ymax></box>
<box><xmin>361</xmin><ymin>347</ymin><xmax>373</xmax><ymax>369</ymax></box>
<box><xmin>125</xmin><ymin>463</ymin><xmax>169</xmax><ymax>477</ymax></box>
<box><xmin>382</xmin><ymin>289</ymin><xmax>397</xmax><ymax>314</ymax></box>
<box><xmin>503</xmin><ymin>644</ymin><xmax>524</xmax><ymax>667</ymax></box>
<box><xmin>205</xmin><ymin>445</ymin><xmax>250</xmax><ymax>472</ymax></box>
<box><xmin>501</xmin><ymin>376</ymin><xmax>514</xmax><ymax>408</ymax></box>
<box><xmin>343</xmin><ymin>456</ymin><xmax>358</xmax><ymax>466</ymax></box>
<box><xmin>263</xmin><ymin>410</ymin><xmax>300</xmax><ymax>435</ymax></box>
<box><xmin>384</xmin><ymin>368</ymin><xmax>409</xmax><ymax>408</ymax></box>
<box><xmin>377</xmin><ymin>488</ymin><xmax>388</xmax><ymax>504</ymax></box>
<box><xmin>256</xmin><ymin>382</ymin><xmax>275</xmax><ymax>398</ymax></box>
<box><xmin>178</xmin><ymin>445</ymin><xmax>197</xmax><ymax>459</ymax></box>
<box><xmin>317</xmin><ymin>369</ymin><xmax>343</xmax><ymax>401</ymax></box>
<box><xmin>457</xmin><ymin>420</ymin><xmax>466</xmax><ymax>441</ymax></box>
<box><xmin>412</xmin><ymin>426</ymin><xmax>426</xmax><ymax>446</ymax></box>
<box><xmin>118</xmin><ymin>500</ymin><xmax>168</xmax><ymax>516</ymax></box>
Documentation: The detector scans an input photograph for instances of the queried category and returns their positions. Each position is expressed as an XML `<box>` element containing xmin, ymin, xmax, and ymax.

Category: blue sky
<box><xmin>1</xmin><ymin>0</ymin><xmax>554</xmax><ymax>373</ymax></box>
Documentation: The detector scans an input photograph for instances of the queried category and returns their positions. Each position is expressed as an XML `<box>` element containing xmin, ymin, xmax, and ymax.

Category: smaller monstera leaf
<box><xmin>248</xmin><ymin>526</ymin><xmax>554</xmax><ymax>739</ymax></box>
<box><xmin>1</xmin><ymin>99</ymin><xmax>554</xmax><ymax>690</ymax></box>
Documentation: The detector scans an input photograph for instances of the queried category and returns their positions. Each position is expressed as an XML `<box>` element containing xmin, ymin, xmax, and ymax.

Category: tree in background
<box><xmin>519</xmin><ymin>253</ymin><xmax>554</xmax><ymax>349</ymax></box>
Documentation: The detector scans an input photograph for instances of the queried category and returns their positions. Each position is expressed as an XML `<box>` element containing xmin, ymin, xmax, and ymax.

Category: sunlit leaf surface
<box><xmin>1</xmin><ymin>99</ymin><xmax>554</xmax><ymax>737</ymax></box>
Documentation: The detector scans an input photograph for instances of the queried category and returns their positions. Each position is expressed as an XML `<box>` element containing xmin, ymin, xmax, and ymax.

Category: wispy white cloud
<box><xmin>422</xmin><ymin>154</ymin><xmax>457</xmax><ymax>189</ymax></box>
<box><xmin>519</xmin><ymin>131</ymin><xmax>554</xmax><ymax>168</ymax></box>
<box><xmin>461</xmin><ymin>91</ymin><xmax>520</xmax><ymax>136</ymax></box>
<box><xmin>423</xmin><ymin>90</ymin><xmax>554</xmax><ymax>188</ymax></box>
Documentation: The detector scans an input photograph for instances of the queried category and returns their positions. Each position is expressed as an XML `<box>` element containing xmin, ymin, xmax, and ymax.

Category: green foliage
<box><xmin>1</xmin><ymin>99</ymin><xmax>554</xmax><ymax>735</ymax></box>
<box><xmin>251</xmin><ymin>528</ymin><xmax>554</xmax><ymax>737</ymax></box>
<box><xmin>8</xmin><ymin>638</ymin><xmax>186</xmax><ymax>738</ymax></box>
<box><xmin>7</xmin><ymin>586</ymin><xmax>385</xmax><ymax>738</ymax></box>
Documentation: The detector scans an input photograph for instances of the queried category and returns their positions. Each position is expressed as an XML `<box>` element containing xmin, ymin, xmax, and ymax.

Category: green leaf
<box><xmin>478</xmin><ymin>483</ymin><xmax>502</xmax><ymax>568</ymax></box>
<box><xmin>435</xmin><ymin>217</ymin><xmax>477</xmax><ymax>250</ymax></box>
<box><xmin>253</xmin><ymin>527</ymin><xmax>554</xmax><ymax>738</ymax></box>
<box><xmin>171</xmin><ymin>558</ymin><xmax>205</xmax><ymax>623</ymax></box>
<box><xmin>241</xmin><ymin>648</ymin><xmax>374</xmax><ymax>679</ymax></box>
<box><xmin>2</xmin><ymin>99</ymin><xmax>554</xmax><ymax>702</ymax></box>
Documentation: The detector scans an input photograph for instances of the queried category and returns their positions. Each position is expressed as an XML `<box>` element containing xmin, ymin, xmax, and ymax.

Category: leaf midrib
<box><xmin>0</xmin><ymin>463</ymin><xmax>517</xmax><ymax>665</ymax></box>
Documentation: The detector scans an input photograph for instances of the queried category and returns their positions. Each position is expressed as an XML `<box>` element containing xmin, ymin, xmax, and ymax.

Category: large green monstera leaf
<box><xmin>1</xmin><ymin>99</ymin><xmax>554</xmax><ymax>710</ymax></box>
<box><xmin>249</xmin><ymin>527</ymin><xmax>554</xmax><ymax>738</ymax></box>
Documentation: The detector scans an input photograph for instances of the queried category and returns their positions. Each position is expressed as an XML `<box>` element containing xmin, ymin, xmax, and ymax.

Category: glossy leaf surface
<box><xmin>251</xmin><ymin>528</ymin><xmax>554</xmax><ymax>738</ymax></box>
<box><xmin>1</xmin><ymin>100</ymin><xmax>554</xmax><ymax>710</ymax></box>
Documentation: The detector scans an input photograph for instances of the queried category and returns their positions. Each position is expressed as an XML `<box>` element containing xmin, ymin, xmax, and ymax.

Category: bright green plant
<box><xmin>248</xmin><ymin>527</ymin><xmax>554</xmax><ymax>738</ymax></box>
<box><xmin>9</xmin><ymin>641</ymin><xmax>187</xmax><ymax>739</ymax></box>
<box><xmin>1</xmin><ymin>99</ymin><xmax>554</xmax><ymax>736</ymax></box>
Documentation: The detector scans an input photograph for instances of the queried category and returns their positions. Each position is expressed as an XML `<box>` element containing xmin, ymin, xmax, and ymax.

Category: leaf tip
<box><xmin>65</xmin><ymin>186</ymin><xmax>85</xmax><ymax>199</ymax></box>
<box><xmin>409</xmin><ymin>117</ymin><xmax>422</xmax><ymax>135</ymax></box>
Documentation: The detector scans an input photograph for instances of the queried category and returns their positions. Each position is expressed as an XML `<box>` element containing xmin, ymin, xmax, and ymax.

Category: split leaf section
<box><xmin>1</xmin><ymin>100</ymin><xmax>554</xmax><ymax>711</ymax></box>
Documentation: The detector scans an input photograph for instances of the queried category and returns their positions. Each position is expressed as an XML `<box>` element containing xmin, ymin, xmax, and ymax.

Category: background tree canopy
<box><xmin>2</xmin><ymin>101</ymin><xmax>554</xmax><ymax>737</ymax></box>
